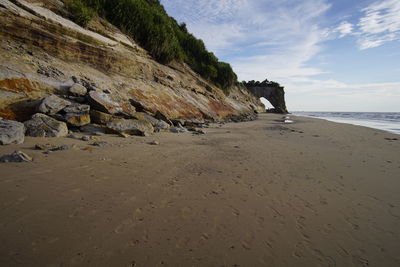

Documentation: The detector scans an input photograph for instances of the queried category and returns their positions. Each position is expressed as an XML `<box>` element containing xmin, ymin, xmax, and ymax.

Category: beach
<box><xmin>0</xmin><ymin>113</ymin><xmax>399</xmax><ymax>266</ymax></box>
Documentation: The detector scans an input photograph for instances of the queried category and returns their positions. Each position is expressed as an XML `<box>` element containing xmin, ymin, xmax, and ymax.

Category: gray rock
<box><xmin>69</xmin><ymin>83</ymin><xmax>87</xmax><ymax>96</ymax></box>
<box><xmin>63</xmin><ymin>103</ymin><xmax>90</xmax><ymax>114</ymax></box>
<box><xmin>80</xmin><ymin>124</ymin><xmax>107</xmax><ymax>135</ymax></box>
<box><xmin>0</xmin><ymin>151</ymin><xmax>32</xmax><ymax>163</ymax></box>
<box><xmin>90</xmin><ymin>141</ymin><xmax>108</xmax><ymax>147</ymax></box>
<box><xmin>81</xmin><ymin>135</ymin><xmax>90</xmax><ymax>141</ymax></box>
<box><xmin>170</xmin><ymin>126</ymin><xmax>188</xmax><ymax>133</ymax></box>
<box><xmin>38</xmin><ymin>95</ymin><xmax>71</xmax><ymax>115</ymax></box>
<box><xmin>24</xmin><ymin>113</ymin><xmax>68</xmax><ymax>137</ymax></box>
<box><xmin>87</xmin><ymin>91</ymin><xmax>122</xmax><ymax>114</ymax></box>
<box><xmin>106</xmin><ymin>119</ymin><xmax>154</xmax><ymax>137</ymax></box>
<box><xmin>0</xmin><ymin>119</ymin><xmax>25</xmax><ymax>145</ymax></box>
<box><xmin>154</xmin><ymin>120</ymin><xmax>170</xmax><ymax>132</ymax></box>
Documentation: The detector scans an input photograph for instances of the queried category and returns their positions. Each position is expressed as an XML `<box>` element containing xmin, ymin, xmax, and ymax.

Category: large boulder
<box><xmin>68</xmin><ymin>83</ymin><xmax>87</xmax><ymax>96</ymax></box>
<box><xmin>24</xmin><ymin>113</ymin><xmax>68</xmax><ymax>137</ymax></box>
<box><xmin>87</xmin><ymin>91</ymin><xmax>122</xmax><ymax>114</ymax></box>
<box><xmin>0</xmin><ymin>118</ymin><xmax>25</xmax><ymax>145</ymax></box>
<box><xmin>38</xmin><ymin>95</ymin><xmax>71</xmax><ymax>115</ymax></box>
<box><xmin>106</xmin><ymin>119</ymin><xmax>154</xmax><ymax>136</ymax></box>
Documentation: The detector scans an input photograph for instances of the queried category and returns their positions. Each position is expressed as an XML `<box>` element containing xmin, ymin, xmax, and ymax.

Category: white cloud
<box><xmin>162</xmin><ymin>0</ymin><xmax>331</xmax><ymax>82</ymax></box>
<box><xmin>336</xmin><ymin>21</ymin><xmax>353</xmax><ymax>37</ymax></box>
<box><xmin>330</xmin><ymin>0</ymin><xmax>400</xmax><ymax>49</ymax></box>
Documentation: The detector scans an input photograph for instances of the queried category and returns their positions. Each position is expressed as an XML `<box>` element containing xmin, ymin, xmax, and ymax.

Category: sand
<box><xmin>0</xmin><ymin>114</ymin><xmax>399</xmax><ymax>267</ymax></box>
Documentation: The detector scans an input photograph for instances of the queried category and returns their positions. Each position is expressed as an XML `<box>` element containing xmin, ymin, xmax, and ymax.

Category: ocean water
<box><xmin>292</xmin><ymin>112</ymin><xmax>400</xmax><ymax>135</ymax></box>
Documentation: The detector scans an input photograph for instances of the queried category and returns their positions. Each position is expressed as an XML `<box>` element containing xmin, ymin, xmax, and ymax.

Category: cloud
<box><xmin>161</xmin><ymin>0</ymin><xmax>331</xmax><ymax>82</ymax></box>
<box><xmin>335</xmin><ymin>0</ymin><xmax>400</xmax><ymax>49</ymax></box>
<box><xmin>336</xmin><ymin>21</ymin><xmax>353</xmax><ymax>37</ymax></box>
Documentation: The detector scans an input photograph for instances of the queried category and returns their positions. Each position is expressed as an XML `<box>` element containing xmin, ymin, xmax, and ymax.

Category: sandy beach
<box><xmin>0</xmin><ymin>113</ymin><xmax>399</xmax><ymax>267</ymax></box>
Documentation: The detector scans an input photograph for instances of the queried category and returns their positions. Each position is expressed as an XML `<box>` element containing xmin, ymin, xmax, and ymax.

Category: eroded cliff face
<box><xmin>246</xmin><ymin>84</ymin><xmax>288</xmax><ymax>114</ymax></box>
<box><xmin>0</xmin><ymin>0</ymin><xmax>264</xmax><ymax>122</ymax></box>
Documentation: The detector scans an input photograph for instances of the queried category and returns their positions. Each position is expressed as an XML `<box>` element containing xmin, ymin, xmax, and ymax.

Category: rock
<box><xmin>0</xmin><ymin>119</ymin><xmax>25</xmax><ymax>145</ymax></box>
<box><xmin>131</xmin><ymin>112</ymin><xmax>159</xmax><ymax>126</ymax></box>
<box><xmin>90</xmin><ymin>110</ymin><xmax>114</xmax><ymax>125</ymax></box>
<box><xmin>155</xmin><ymin>111</ymin><xmax>172</xmax><ymax>126</ymax></box>
<box><xmin>35</xmin><ymin>144</ymin><xmax>73</xmax><ymax>151</ymax></box>
<box><xmin>63</xmin><ymin>103</ymin><xmax>90</xmax><ymax>114</ymax></box>
<box><xmin>64</xmin><ymin>113</ymin><xmax>91</xmax><ymax>127</ymax></box>
<box><xmin>90</xmin><ymin>141</ymin><xmax>108</xmax><ymax>147</ymax></box>
<box><xmin>170</xmin><ymin>126</ymin><xmax>188</xmax><ymax>133</ymax></box>
<box><xmin>129</xmin><ymin>98</ymin><xmax>147</xmax><ymax>112</ymax></box>
<box><xmin>80</xmin><ymin>124</ymin><xmax>107</xmax><ymax>135</ymax></box>
<box><xmin>106</xmin><ymin>119</ymin><xmax>154</xmax><ymax>137</ymax></box>
<box><xmin>148</xmin><ymin>140</ymin><xmax>159</xmax><ymax>145</ymax></box>
<box><xmin>170</xmin><ymin>118</ymin><xmax>186</xmax><ymax>127</ymax></box>
<box><xmin>69</xmin><ymin>83</ymin><xmax>87</xmax><ymax>96</ymax></box>
<box><xmin>81</xmin><ymin>135</ymin><xmax>90</xmax><ymax>141</ymax></box>
<box><xmin>154</xmin><ymin>120</ymin><xmax>170</xmax><ymax>132</ymax></box>
<box><xmin>87</xmin><ymin>91</ymin><xmax>122</xmax><ymax>114</ymax></box>
<box><xmin>0</xmin><ymin>151</ymin><xmax>32</xmax><ymax>163</ymax></box>
<box><xmin>38</xmin><ymin>95</ymin><xmax>71</xmax><ymax>115</ymax></box>
<box><xmin>24</xmin><ymin>113</ymin><xmax>68</xmax><ymax>137</ymax></box>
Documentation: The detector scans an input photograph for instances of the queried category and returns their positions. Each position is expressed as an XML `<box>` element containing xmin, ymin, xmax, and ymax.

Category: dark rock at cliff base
<box><xmin>69</xmin><ymin>83</ymin><xmax>87</xmax><ymax>96</ymax></box>
<box><xmin>106</xmin><ymin>119</ymin><xmax>154</xmax><ymax>137</ymax></box>
<box><xmin>0</xmin><ymin>119</ymin><xmax>25</xmax><ymax>145</ymax></box>
<box><xmin>87</xmin><ymin>91</ymin><xmax>122</xmax><ymax>115</ymax></box>
<box><xmin>38</xmin><ymin>95</ymin><xmax>71</xmax><ymax>115</ymax></box>
<box><xmin>80</xmin><ymin>124</ymin><xmax>107</xmax><ymax>135</ymax></box>
<box><xmin>24</xmin><ymin>113</ymin><xmax>68</xmax><ymax>137</ymax></box>
<box><xmin>155</xmin><ymin>111</ymin><xmax>173</xmax><ymax>126</ymax></box>
<box><xmin>0</xmin><ymin>151</ymin><xmax>32</xmax><ymax>163</ymax></box>
<box><xmin>129</xmin><ymin>99</ymin><xmax>147</xmax><ymax>112</ymax></box>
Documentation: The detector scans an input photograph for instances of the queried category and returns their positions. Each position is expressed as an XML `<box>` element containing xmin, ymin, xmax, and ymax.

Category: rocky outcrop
<box><xmin>245</xmin><ymin>84</ymin><xmax>288</xmax><ymax>114</ymax></box>
<box><xmin>38</xmin><ymin>95</ymin><xmax>71</xmax><ymax>115</ymax></box>
<box><xmin>106</xmin><ymin>119</ymin><xmax>154</xmax><ymax>137</ymax></box>
<box><xmin>24</xmin><ymin>113</ymin><xmax>68</xmax><ymax>137</ymax></box>
<box><xmin>0</xmin><ymin>118</ymin><xmax>25</xmax><ymax>145</ymax></box>
<box><xmin>0</xmin><ymin>0</ymin><xmax>264</xmax><ymax>124</ymax></box>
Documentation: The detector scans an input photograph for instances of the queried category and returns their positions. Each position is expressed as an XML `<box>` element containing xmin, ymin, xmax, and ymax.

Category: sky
<box><xmin>160</xmin><ymin>0</ymin><xmax>400</xmax><ymax>112</ymax></box>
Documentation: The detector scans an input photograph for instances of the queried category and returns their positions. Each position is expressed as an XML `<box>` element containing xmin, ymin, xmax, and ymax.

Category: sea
<box><xmin>292</xmin><ymin>112</ymin><xmax>400</xmax><ymax>135</ymax></box>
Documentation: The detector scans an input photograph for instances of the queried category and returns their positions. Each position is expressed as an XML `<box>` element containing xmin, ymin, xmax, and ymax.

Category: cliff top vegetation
<box><xmin>65</xmin><ymin>0</ymin><xmax>237</xmax><ymax>92</ymax></box>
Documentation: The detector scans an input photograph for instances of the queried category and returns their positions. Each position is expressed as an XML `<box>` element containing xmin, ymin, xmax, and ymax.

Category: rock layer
<box><xmin>0</xmin><ymin>0</ymin><xmax>264</xmax><ymax>123</ymax></box>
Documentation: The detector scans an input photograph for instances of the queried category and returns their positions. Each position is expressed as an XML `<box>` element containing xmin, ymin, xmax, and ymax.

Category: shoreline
<box><xmin>1</xmin><ymin>113</ymin><xmax>400</xmax><ymax>266</ymax></box>
<box><xmin>291</xmin><ymin>111</ymin><xmax>400</xmax><ymax>135</ymax></box>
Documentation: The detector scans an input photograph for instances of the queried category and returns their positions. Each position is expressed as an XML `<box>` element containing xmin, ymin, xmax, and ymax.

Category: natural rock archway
<box><xmin>245</xmin><ymin>84</ymin><xmax>288</xmax><ymax>113</ymax></box>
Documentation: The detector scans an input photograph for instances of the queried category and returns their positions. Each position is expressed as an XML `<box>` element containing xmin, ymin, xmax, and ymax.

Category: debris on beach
<box><xmin>0</xmin><ymin>151</ymin><xmax>33</xmax><ymax>163</ymax></box>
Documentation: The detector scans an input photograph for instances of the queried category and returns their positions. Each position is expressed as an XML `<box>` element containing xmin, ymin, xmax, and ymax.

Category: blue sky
<box><xmin>160</xmin><ymin>0</ymin><xmax>400</xmax><ymax>111</ymax></box>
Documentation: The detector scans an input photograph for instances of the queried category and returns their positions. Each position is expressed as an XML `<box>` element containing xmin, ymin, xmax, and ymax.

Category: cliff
<box><xmin>244</xmin><ymin>81</ymin><xmax>288</xmax><ymax>114</ymax></box>
<box><xmin>0</xmin><ymin>0</ymin><xmax>264</xmax><ymax>123</ymax></box>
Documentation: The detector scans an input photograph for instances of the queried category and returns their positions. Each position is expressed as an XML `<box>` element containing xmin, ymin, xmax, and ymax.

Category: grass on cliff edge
<box><xmin>65</xmin><ymin>0</ymin><xmax>237</xmax><ymax>93</ymax></box>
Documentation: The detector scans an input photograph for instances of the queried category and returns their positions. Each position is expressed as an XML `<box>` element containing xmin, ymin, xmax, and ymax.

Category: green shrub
<box><xmin>65</xmin><ymin>0</ymin><xmax>94</xmax><ymax>26</ymax></box>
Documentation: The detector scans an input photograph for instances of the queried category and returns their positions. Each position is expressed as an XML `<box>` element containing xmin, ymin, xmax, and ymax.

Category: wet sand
<box><xmin>0</xmin><ymin>113</ymin><xmax>399</xmax><ymax>267</ymax></box>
